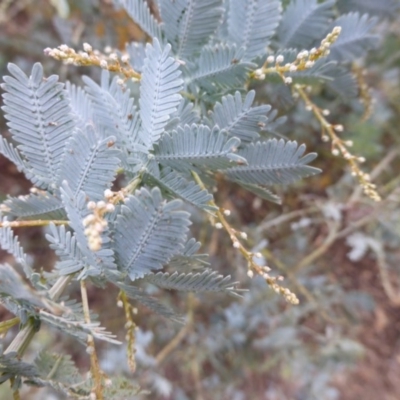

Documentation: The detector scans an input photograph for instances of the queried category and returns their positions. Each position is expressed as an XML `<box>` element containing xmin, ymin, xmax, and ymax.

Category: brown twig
<box><xmin>192</xmin><ymin>171</ymin><xmax>299</xmax><ymax>304</ymax></box>
<box><xmin>295</xmin><ymin>85</ymin><xmax>381</xmax><ymax>202</ymax></box>
<box><xmin>155</xmin><ymin>293</ymin><xmax>196</xmax><ymax>365</ymax></box>
<box><xmin>118</xmin><ymin>290</ymin><xmax>137</xmax><ymax>373</ymax></box>
<box><xmin>293</xmin><ymin>220</ymin><xmax>341</xmax><ymax>273</ymax></box>
<box><xmin>0</xmin><ymin>220</ymin><xmax>68</xmax><ymax>228</ymax></box>
<box><xmin>4</xmin><ymin>275</ymin><xmax>73</xmax><ymax>357</ymax></box>
<box><xmin>80</xmin><ymin>280</ymin><xmax>104</xmax><ymax>400</ymax></box>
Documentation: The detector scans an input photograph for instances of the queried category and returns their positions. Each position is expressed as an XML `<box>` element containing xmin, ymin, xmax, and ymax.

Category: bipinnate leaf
<box><xmin>159</xmin><ymin>0</ymin><xmax>224</xmax><ymax>59</ymax></box>
<box><xmin>154</xmin><ymin>124</ymin><xmax>246</xmax><ymax>171</ymax></box>
<box><xmin>1</xmin><ymin>63</ymin><xmax>75</xmax><ymax>191</ymax></box>
<box><xmin>142</xmin><ymin>269</ymin><xmax>242</xmax><ymax>297</ymax></box>
<box><xmin>225</xmin><ymin>139</ymin><xmax>321</xmax><ymax>186</ymax></box>
<box><xmin>328</xmin><ymin>13</ymin><xmax>379</xmax><ymax>62</ymax></box>
<box><xmin>58</xmin><ymin>125</ymin><xmax>120</xmax><ymax>201</ymax></box>
<box><xmin>46</xmin><ymin>224</ymin><xmax>87</xmax><ymax>275</ymax></box>
<box><xmin>114</xmin><ymin>187</ymin><xmax>191</xmax><ymax>280</ymax></box>
<box><xmin>83</xmin><ymin>70</ymin><xmax>147</xmax><ymax>153</ymax></box>
<box><xmin>65</xmin><ymin>81</ymin><xmax>93</xmax><ymax>130</ymax></box>
<box><xmin>228</xmin><ymin>0</ymin><xmax>282</xmax><ymax>60</ymax></box>
<box><xmin>120</xmin><ymin>0</ymin><xmax>162</xmax><ymax>41</ymax></box>
<box><xmin>3</xmin><ymin>192</ymin><xmax>64</xmax><ymax>220</ymax></box>
<box><xmin>145</xmin><ymin>165</ymin><xmax>216</xmax><ymax>212</ymax></box>
<box><xmin>0</xmin><ymin>222</ymin><xmax>32</xmax><ymax>278</ymax></box>
<box><xmin>277</xmin><ymin>0</ymin><xmax>335</xmax><ymax>49</ymax></box>
<box><xmin>140</xmin><ymin>39</ymin><xmax>184</xmax><ymax>146</ymax></box>
<box><xmin>337</xmin><ymin>0</ymin><xmax>400</xmax><ymax>20</ymax></box>
<box><xmin>210</xmin><ymin>90</ymin><xmax>270</xmax><ymax>142</ymax></box>
<box><xmin>189</xmin><ymin>44</ymin><xmax>254</xmax><ymax>92</ymax></box>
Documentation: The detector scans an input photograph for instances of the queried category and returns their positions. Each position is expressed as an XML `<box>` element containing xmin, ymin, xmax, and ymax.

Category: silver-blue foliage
<box><xmin>228</xmin><ymin>0</ymin><xmax>282</xmax><ymax>60</ymax></box>
<box><xmin>1</xmin><ymin>63</ymin><xmax>75</xmax><ymax>191</ymax></box>
<box><xmin>225</xmin><ymin>139</ymin><xmax>320</xmax><ymax>186</ymax></box>
<box><xmin>278</xmin><ymin>0</ymin><xmax>336</xmax><ymax>49</ymax></box>
<box><xmin>0</xmin><ymin>0</ymin><xmax>386</xmax><ymax>348</ymax></box>
<box><xmin>114</xmin><ymin>187</ymin><xmax>191</xmax><ymax>280</ymax></box>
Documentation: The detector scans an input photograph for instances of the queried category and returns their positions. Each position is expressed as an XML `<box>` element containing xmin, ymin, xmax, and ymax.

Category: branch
<box><xmin>81</xmin><ymin>279</ymin><xmax>104</xmax><ymax>400</ymax></box>
<box><xmin>4</xmin><ymin>274</ymin><xmax>73</xmax><ymax>357</ymax></box>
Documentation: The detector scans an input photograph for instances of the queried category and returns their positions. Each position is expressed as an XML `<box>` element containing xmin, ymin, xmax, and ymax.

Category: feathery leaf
<box><xmin>65</xmin><ymin>81</ymin><xmax>93</xmax><ymax>130</ymax></box>
<box><xmin>154</xmin><ymin>124</ymin><xmax>246</xmax><ymax>171</ymax></box>
<box><xmin>120</xmin><ymin>0</ymin><xmax>162</xmax><ymax>41</ymax></box>
<box><xmin>188</xmin><ymin>44</ymin><xmax>253</xmax><ymax>92</ymax></box>
<box><xmin>142</xmin><ymin>269</ymin><xmax>242</xmax><ymax>297</ymax></box>
<box><xmin>140</xmin><ymin>39</ymin><xmax>183</xmax><ymax>145</ymax></box>
<box><xmin>145</xmin><ymin>165</ymin><xmax>216</xmax><ymax>212</ymax></box>
<box><xmin>114</xmin><ymin>187</ymin><xmax>191</xmax><ymax>280</ymax></box>
<box><xmin>46</xmin><ymin>224</ymin><xmax>87</xmax><ymax>275</ymax></box>
<box><xmin>225</xmin><ymin>139</ymin><xmax>321</xmax><ymax>186</ymax></box>
<box><xmin>328</xmin><ymin>13</ymin><xmax>379</xmax><ymax>62</ymax></box>
<box><xmin>210</xmin><ymin>90</ymin><xmax>270</xmax><ymax>142</ymax></box>
<box><xmin>0</xmin><ymin>222</ymin><xmax>32</xmax><ymax>277</ymax></box>
<box><xmin>337</xmin><ymin>0</ymin><xmax>400</xmax><ymax>20</ymax></box>
<box><xmin>1</xmin><ymin>63</ymin><xmax>75</xmax><ymax>191</ymax></box>
<box><xmin>83</xmin><ymin>70</ymin><xmax>146</xmax><ymax>150</ymax></box>
<box><xmin>3</xmin><ymin>193</ymin><xmax>64</xmax><ymax>220</ymax></box>
<box><xmin>228</xmin><ymin>0</ymin><xmax>282</xmax><ymax>60</ymax></box>
<box><xmin>58</xmin><ymin>125</ymin><xmax>120</xmax><ymax>201</ymax></box>
<box><xmin>277</xmin><ymin>0</ymin><xmax>335</xmax><ymax>49</ymax></box>
<box><xmin>159</xmin><ymin>0</ymin><xmax>224</xmax><ymax>59</ymax></box>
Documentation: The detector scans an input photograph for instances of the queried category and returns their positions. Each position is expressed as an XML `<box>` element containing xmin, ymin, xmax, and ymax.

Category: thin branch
<box><xmin>155</xmin><ymin>294</ymin><xmax>196</xmax><ymax>366</ymax></box>
<box><xmin>4</xmin><ymin>275</ymin><xmax>73</xmax><ymax>357</ymax></box>
<box><xmin>118</xmin><ymin>290</ymin><xmax>137</xmax><ymax>373</ymax></box>
<box><xmin>256</xmin><ymin>206</ymin><xmax>319</xmax><ymax>233</ymax></box>
<box><xmin>80</xmin><ymin>279</ymin><xmax>104</xmax><ymax>400</ymax></box>
<box><xmin>295</xmin><ymin>85</ymin><xmax>380</xmax><ymax>202</ymax></box>
<box><xmin>369</xmin><ymin>242</ymin><xmax>400</xmax><ymax>306</ymax></box>
<box><xmin>192</xmin><ymin>171</ymin><xmax>299</xmax><ymax>304</ymax></box>
<box><xmin>349</xmin><ymin>148</ymin><xmax>399</xmax><ymax>203</ymax></box>
<box><xmin>0</xmin><ymin>317</ymin><xmax>20</xmax><ymax>337</ymax></box>
<box><xmin>0</xmin><ymin>220</ymin><xmax>68</xmax><ymax>228</ymax></box>
<box><xmin>293</xmin><ymin>220</ymin><xmax>341</xmax><ymax>273</ymax></box>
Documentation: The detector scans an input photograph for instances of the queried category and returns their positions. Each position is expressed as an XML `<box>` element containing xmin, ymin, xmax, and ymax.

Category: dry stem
<box><xmin>80</xmin><ymin>279</ymin><xmax>104</xmax><ymax>400</ymax></box>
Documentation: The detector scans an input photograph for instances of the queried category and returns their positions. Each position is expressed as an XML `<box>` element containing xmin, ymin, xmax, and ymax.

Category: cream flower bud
<box><xmin>83</xmin><ymin>43</ymin><xmax>92</xmax><ymax>52</ymax></box>
<box><xmin>266</xmin><ymin>55</ymin><xmax>275</xmax><ymax>64</ymax></box>
<box><xmin>121</xmin><ymin>54</ymin><xmax>130</xmax><ymax>63</ymax></box>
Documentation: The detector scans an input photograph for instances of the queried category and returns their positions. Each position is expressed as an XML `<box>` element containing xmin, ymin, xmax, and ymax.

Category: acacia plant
<box><xmin>0</xmin><ymin>0</ymin><xmax>386</xmax><ymax>398</ymax></box>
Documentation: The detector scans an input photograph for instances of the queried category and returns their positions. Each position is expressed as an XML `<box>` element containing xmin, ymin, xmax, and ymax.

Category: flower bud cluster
<box><xmin>44</xmin><ymin>43</ymin><xmax>140</xmax><ymax>81</ymax></box>
<box><xmin>351</xmin><ymin>165</ymin><xmax>381</xmax><ymax>201</ymax></box>
<box><xmin>354</xmin><ymin>65</ymin><xmax>374</xmax><ymax>121</ymax></box>
<box><xmin>293</xmin><ymin>81</ymin><xmax>380</xmax><ymax>202</ymax></box>
<box><xmin>214</xmin><ymin>198</ymin><xmax>300</xmax><ymax>305</ymax></box>
<box><xmin>247</xmin><ymin>264</ymin><xmax>299</xmax><ymax>304</ymax></box>
<box><xmin>330</xmin><ymin>137</ymin><xmax>380</xmax><ymax>201</ymax></box>
<box><xmin>83</xmin><ymin>193</ymin><xmax>116</xmax><ymax>252</ymax></box>
<box><xmin>333</xmin><ymin>137</ymin><xmax>380</xmax><ymax>201</ymax></box>
<box><xmin>264</xmin><ymin>273</ymin><xmax>298</xmax><ymax>304</ymax></box>
<box><xmin>253</xmin><ymin>26</ymin><xmax>342</xmax><ymax>85</ymax></box>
